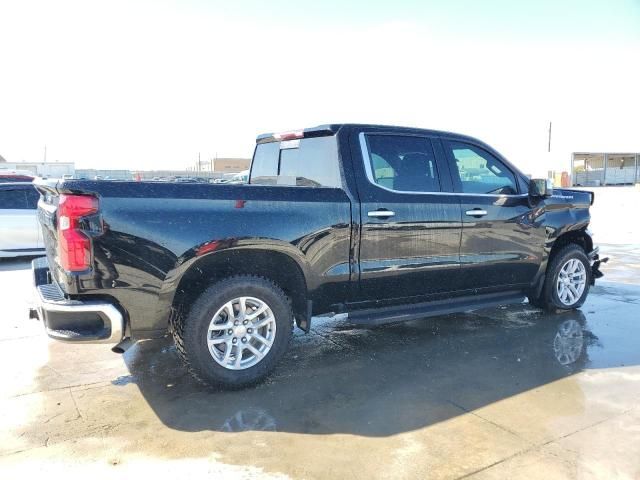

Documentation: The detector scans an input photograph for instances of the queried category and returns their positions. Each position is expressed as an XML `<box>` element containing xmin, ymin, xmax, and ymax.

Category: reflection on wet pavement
<box><xmin>116</xmin><ymin>300</ymin><xmax>637</xmax><ymax>436</ymax></box>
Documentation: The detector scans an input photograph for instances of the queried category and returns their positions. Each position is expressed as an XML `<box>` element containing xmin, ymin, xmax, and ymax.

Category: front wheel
<box><xmin>532</xmin><ymin>244</ymin><xmax>592</xmax><ymax>311</ymax></box>
<box><xmin>173</xmin><ymin>275</ymin><xmax>294</xmax><ymax>389</ymax></box>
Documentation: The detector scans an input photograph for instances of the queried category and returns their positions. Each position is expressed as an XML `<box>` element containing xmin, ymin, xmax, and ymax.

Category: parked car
<box><xmin>226</xmin><ymin>170</ymin><xmax>249</xmax><ymax>184</ymax></box>
<box><xmin>0</xmin><ymin>173</ymin><xmax>35</xmax><ymax>183</ymax></box>
<box><xmin>0</xmin><ymin>182</ymin><xmax>45</xmax><ymax>257</ymax></box>
<box><xmin>31</xmin><ymin>124</ymin><xmax>606</xmax><ymax>388</ymax></box>
<box><xmin>174</xmin><ymin>177</ymin><xmax>199</xmax><ymax>183</ymax></box>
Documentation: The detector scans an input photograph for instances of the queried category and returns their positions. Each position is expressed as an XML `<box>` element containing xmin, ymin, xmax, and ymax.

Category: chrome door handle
<box><xmin>465</xmin><ymin>209</ymin><xmax>488</xmax><ymax>217</ymax></box>
<box><xmin>368</xmin><ymin>210</ymin><xmax>395</xmax><ymax>218</ymax></box>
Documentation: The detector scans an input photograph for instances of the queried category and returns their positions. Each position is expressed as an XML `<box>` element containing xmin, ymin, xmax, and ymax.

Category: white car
<box><xmin>226</xmin><ymin>170</ymin><xmax>249</xmax><ymax>184</ymax></box>
<box><xmin>0</xmin><ymin>183</ymin><xmax>45</xmax><ymax>258</ymax></box>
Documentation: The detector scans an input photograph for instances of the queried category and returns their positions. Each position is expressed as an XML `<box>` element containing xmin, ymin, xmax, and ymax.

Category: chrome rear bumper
<box><xmin>32</xmin><ymin>257</ymin><xmax>124</xmax><ymax>344</ymax></box>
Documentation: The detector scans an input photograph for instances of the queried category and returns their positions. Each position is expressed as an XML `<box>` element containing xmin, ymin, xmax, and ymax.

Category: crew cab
<box><xmin>32</xmin><ymin>124</ymin><xmax>606</xmax><ymax>388</ymax></box>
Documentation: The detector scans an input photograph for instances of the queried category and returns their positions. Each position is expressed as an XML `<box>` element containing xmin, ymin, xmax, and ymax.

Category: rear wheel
<box><xmin>530</xmin><ymin>244</ymin><xmax>591</xmax><ymax>311</ymax></box>
<box><xmin>173</xmin><ymin>275</ymin><xmax>293</xmax><ymax>388</ymax></box>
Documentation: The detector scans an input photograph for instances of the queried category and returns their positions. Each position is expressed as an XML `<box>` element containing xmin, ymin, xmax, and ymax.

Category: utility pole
<box><xmin>198</xmin><ymin>152</ymin><xmax>201</xmax><ymax>173</ymax></box>
<box><xmin>548</xmin><ymin>122</ymin><xmax>552</xmax><ymax>153</ymax></box>
<box><xmin>43</xmin><ymin>145</ymin><xmax>47</xmax><ymax>163</ymax></box>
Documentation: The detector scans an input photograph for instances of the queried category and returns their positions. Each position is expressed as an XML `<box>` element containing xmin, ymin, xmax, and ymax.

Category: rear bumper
<box><xmin>32</xmin><ymin>257</ymin><xmax>124</xmax><ymax>344</ymax></box>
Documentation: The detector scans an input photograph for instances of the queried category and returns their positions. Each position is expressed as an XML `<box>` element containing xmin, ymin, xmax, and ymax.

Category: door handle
<box><xmin>368</xmin><ymin>209</ymin><xmax>396</xmax><ymax>219</ymax></box>
<box><xmin>465</xmin><ymin>209</ymin><xmax>488</xmax><ymax>217</ymax></box>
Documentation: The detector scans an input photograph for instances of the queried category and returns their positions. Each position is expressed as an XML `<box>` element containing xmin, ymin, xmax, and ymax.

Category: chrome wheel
<box><xmin>556</xmin><ymin>258</ymin><xmax>587</xmax><ymax>306</ymax></box>
<box><xmin>207</xmin><ymin>296</ymin><xmax>276</xmax><ymax>370</ymax></box>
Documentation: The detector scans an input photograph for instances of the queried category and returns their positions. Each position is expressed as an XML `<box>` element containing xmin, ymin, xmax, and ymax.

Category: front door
<box><xmin>353</xmin><ymin>131</ymin><xmax>463</xmax><ymax>303</ymax></box>
<box><xmin>442</xmin><ymin>139</ymin><xmax>544</xmax><ymax>291</ymax></box>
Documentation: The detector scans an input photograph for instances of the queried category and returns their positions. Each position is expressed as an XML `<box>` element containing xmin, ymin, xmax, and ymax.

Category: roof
<box><xmin>0</xmin><ymin>174</ymin><xmax>35</xmax><ymax>182</ymax></box>
<box><xmin>254</xmin><ymin>123</ymin><xmax>526</xmax><ymax>180</ymax></box>
<box><xmin>256</xmin><ymin>123</ymin><xmax>482</xmax><ymax>144</ymax></box>
<box><xmin>0</xmin><ymin>182</ymin><xmax>36</xmax><ymax>189</ymax></box>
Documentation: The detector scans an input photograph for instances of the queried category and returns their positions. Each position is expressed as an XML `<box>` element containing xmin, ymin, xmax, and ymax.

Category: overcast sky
<box><xmin>1</xmin><ymin>0</ymin><xmax>638</xmax><ymax>175</ymax></box>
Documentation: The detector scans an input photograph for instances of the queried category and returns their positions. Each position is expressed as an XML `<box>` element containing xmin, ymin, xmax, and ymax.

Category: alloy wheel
<box><xmin>206</xmin><ymin>296</ymin><xmax>276</xmax><ymax>370</ymax></box>
<box><xmin>556</xmin><ymin>258</ymin><xmax>587</xmax><ymax>306</ymax></box>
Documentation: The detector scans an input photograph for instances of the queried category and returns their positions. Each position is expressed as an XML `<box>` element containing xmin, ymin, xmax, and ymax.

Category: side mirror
<box><xmin>529</xmin><ymin>178</ymin><xmax>553</xmax><ymax>198</ymax></box>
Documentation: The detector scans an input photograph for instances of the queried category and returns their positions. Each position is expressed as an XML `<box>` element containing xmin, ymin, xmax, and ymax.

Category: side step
<box><xmin>346</xmin><ymin>291</ymin><xmax>525</xmax><ymax>327</ymax></box>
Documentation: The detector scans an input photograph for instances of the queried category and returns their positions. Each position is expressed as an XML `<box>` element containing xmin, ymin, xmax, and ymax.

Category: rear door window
<box><xmin>363</xmin><ymin>135</ymin><xmax>441</xmax><ymax>193</ymax></box>
<box><xmin>250</xmin><ymin>136</ymin><xmax>341</xmax><ymax>187</ymax></box>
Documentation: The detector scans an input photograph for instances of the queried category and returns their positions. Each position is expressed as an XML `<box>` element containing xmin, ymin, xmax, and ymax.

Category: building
<box><xmin>0</xmin><ymin>160</ymin><xmax>75</xmax><ymax>178</ymax></box>
<box><xmin>212</xmin><ymin>158</ymin><xmax>250</xmax><ymax>173</ymax></box>
<box><xmin>572</xmin><ymin>152</ymin><xmax>639</xmax><ymax>186</ymax></box>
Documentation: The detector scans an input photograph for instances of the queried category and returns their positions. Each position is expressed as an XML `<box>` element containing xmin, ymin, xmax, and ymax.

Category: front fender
<box><xmin>528</xmin><ymin>193</ymin><xmax>593</xmax><ymax>294</ymax></box>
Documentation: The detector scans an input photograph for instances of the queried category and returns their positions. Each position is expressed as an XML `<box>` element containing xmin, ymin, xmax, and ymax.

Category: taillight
<box><xmin>57</xmin><ymin>194</ymin><xmax>99</xmax><ymax>272</ymax></box>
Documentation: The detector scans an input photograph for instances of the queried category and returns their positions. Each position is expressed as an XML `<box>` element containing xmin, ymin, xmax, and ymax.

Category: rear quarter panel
<box><xmin>56</xmin><ymin>181</ymin><xmax>352</xmax><ymax>336</ymax></box>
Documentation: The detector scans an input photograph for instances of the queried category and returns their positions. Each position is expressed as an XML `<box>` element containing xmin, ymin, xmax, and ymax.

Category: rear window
<box><xmin>0</xmin><ymin>188</ymin><xmax>31</xmax><ymax>209</ymax></box>
<box><xmin>25</xmin><ymin>187</ymin><xmax>40</xmax><ymax>208</ymax></box>
<box><xmin>250</xmin><ymin>136</ymin><xmax>341</xmax><ymax>187</ymax></box>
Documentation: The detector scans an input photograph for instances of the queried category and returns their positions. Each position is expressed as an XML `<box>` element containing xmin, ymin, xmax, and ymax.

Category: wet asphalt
<box><xmin>0</xmin><ymin>188</ymin><xmax>639</xmax><ymax>479</ymax></box>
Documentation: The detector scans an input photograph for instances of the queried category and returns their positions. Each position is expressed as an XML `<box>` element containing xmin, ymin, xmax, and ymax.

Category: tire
<box><xmin>172</xmin><ymin>275</ymin><xmax>294</xmax><ymax>389</ymax></box>
<box><xmin>535</xmin><ymin>244</ymin><xmax>592</xmax><ymax>311</ymax></box>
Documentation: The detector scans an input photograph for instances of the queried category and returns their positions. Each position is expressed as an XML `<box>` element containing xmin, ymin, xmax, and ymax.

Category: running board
<box><xmin>346</xmin><ymin>291</ymin><xmax>525</xmax><ymax>327</ymax></box>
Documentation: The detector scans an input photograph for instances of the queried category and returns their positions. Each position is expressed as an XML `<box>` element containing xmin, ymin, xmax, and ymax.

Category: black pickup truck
<box><xmin>32</xmin><ymin>124</ymin><xmax>606</xmax><ymax>388</ymax></box>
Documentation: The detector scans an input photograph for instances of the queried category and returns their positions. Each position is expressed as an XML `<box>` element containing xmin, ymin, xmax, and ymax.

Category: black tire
<box><xmin>172</xmin><ymin>275</ymin><xmax>293</xmax><ymax>389</ymax></box>
<box><xmin>535</xmin><ymin>244</ymin><xmax>592</xmax><ymax>311</ymax></box>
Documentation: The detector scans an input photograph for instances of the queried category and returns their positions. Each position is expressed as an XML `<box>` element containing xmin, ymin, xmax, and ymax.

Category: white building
<box><xmin>572</xmin><ymin>153</ymin><xmax>639</xmax><ymax>186</ymax></box>
<box><xmin>0</xmin><ymin>156</ymin><xmax>75</xmax><ymax>178</ymax></box>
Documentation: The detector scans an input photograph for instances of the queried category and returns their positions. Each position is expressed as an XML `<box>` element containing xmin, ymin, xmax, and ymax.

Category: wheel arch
<box><xmin>169</xmin><ymin>247</ymin><xmax>310</xmax><ymax>331</ymax></box>
<box><xmin>529</xmin><ymin>226</ymin><xmax>594</xmax><ymax>298</ymax></box>
<box><xmin>549</xmin><ymin>228</ymin><xmax>593</xmax><ymax>260</ymax></box>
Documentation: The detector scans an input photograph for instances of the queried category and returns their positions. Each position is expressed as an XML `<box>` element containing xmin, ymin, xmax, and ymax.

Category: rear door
<box><xmin>353</xmin><ymin>130</ymin><xmax>463</xmax><ymax>303</ymax></box>
<box><xmin>442</xmin><ymin>139</ymin><xmax>544</xmax><ymax>290</ymax></box>
<box><xmin>0</xmin><ymin>185</ymin><xmax>41</xmax><ymax>253</ymax></box>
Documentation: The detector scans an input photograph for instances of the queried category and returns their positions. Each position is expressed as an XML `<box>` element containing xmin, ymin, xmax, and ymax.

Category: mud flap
<box><xmin>295</xmin><ymin>300</ymin><xmax>312</xmax><ymax>333</ymax></box>
<box><xmin>589</xmin><ymin>248</ymin><xmax>608</xmax><ymax>285</ymax></box>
